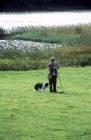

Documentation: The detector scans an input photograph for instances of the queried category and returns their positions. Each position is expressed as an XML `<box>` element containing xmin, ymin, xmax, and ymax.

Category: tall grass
<box><xmin>9</xmin><ymin>24</ymin><xmax>91</xmax><ymax>46</ymax></box>
<box><xmin>0</xmin><ymin>24</ymin><xmax>91</xmax><ymax>70</ymax></box>
<box><xmin>0</xmin><ymin>27</ymin><xmax>6</xmax><ymax>34</ymax></box>
<box><xmin>1</xmin><ymin>24</ymin><xmax>91</xmax><ymax>46</ymax></box>
<box><xmin>0</xmin><ymin>45</ymin><xmax>91</xmax><ymax>70</ymax></box>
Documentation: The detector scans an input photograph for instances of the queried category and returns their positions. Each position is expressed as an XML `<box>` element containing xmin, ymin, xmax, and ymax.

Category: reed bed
<box><xmin>9</xmin><ymin>24</ymin><xmax>91</xmax><ymax>46</ymax></box>
<box><xmin>0</xmin><ymin>24</ymin><xmax>91</xmax><ymax>46</ymax></box>
<box><xmin>0</xmin><ymin>45</ymin><xmax>91</xmax><ymax>70</ymax></box>
<box><xmin>0</xmin><ymin>24</ymin><xmax>91</xmax><ymax>70</ymax></box>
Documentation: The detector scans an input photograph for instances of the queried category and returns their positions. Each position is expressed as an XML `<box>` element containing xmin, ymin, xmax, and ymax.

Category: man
<box><xmin>48</xmin><ymin>57</ymin><xmax>59</xmax><ymax>93</ymax></box>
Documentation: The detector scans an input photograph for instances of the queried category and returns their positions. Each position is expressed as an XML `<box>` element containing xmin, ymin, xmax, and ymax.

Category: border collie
<box><xmin>34</xmin><ymin>83</ymin><xmax>50</xmax><ymax>92</ymax></box>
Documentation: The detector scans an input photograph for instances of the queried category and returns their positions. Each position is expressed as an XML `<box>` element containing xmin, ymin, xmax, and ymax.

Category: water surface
<box><xmin>0</xmin><ymin>10</ymin><xmax>91</xmax><ymax>31</ymax></box>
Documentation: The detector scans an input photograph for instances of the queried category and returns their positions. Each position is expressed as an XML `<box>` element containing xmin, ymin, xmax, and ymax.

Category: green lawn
<box><xmin>0</xmin><ymin>67</ymin><xmax>91</xmax><ymax>140</ymax></box>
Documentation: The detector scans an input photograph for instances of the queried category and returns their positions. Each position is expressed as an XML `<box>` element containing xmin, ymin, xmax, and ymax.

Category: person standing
<box><xmin>48</xmin><ymin>57</ymin><xmax>59</xmax><ymax>93</ymax></box>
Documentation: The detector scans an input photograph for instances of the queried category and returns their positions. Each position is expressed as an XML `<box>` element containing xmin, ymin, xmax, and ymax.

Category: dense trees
<box><xmin>0</xmin><ymin>0</ymin><xmax>90</xmax><ymax>11</ymax></box>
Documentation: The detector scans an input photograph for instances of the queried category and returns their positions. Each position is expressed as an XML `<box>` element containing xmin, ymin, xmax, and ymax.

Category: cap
<box><xmin>50</xmin><ymin>57</ymin><xmax>55</xmax><ymax>61</ymax></box>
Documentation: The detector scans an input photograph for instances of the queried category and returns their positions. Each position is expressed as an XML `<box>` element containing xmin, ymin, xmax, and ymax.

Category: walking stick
<box><xmin>57</xmin><ymin>72</ymin><xmax>64</xmax><ymax>93</ymax></box>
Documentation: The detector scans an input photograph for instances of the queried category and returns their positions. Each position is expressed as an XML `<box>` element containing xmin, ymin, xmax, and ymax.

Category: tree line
<box><xmin>0</xmin><ymin>0</ymin><xmax>90</xmax><ymax>11</ymax></box>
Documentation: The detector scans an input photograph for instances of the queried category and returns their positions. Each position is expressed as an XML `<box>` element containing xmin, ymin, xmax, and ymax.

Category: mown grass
<box><xmin>0</xmin><ymin>67</ymin><xmax>91</xmax><ymax>140</ymax></box>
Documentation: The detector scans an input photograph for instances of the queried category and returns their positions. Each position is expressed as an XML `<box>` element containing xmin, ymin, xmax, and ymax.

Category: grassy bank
<box><xmin>0</xmin><ymin>67</ymin><xmax>91</xmax><ymax>140</ymax></box>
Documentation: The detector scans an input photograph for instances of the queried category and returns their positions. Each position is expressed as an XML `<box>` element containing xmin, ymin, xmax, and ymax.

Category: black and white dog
<box><xmin>34</xmin><ymin>83</ymin><xmax>50</xmax><ymax>92</ymax></box>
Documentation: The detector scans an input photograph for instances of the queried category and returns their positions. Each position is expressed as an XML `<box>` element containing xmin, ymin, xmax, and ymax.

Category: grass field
<box><xmin>0</xmin><ymin>67</ymin><xmax>91</xmax><ymax>140</ymax></box>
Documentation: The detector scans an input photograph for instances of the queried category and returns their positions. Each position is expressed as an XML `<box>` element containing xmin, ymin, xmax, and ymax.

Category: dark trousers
<box><xmin>49</xmin><ymin>76</ymin><xmax>57</xmax><ymax>92</ymax></box>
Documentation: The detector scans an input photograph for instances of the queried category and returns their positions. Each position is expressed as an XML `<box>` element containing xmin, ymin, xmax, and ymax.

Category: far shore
<box><xmin>0</xmin><ymin>6</ymin><xmax>91</xmax><ymax>12</ymax></box>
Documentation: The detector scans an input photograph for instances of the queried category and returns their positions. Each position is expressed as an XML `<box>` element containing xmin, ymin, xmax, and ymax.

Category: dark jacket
<box><xmin>48</xmin><ymin>62</ymin><xmax>59</xmax><ymax>79</ymax></box>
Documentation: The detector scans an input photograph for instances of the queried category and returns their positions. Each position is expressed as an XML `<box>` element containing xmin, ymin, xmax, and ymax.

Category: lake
<box><xmin>0</xmin><ymin>10</ymin><xmax>91</xmax><ymax>31</ymax></box>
